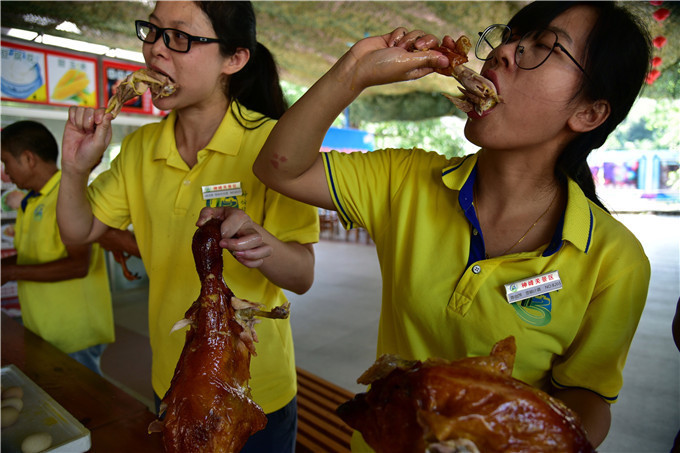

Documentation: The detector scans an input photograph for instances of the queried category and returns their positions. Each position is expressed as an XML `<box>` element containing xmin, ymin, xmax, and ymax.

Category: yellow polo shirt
<box><xmin>324</xmin><ymin>148</ymin><xmax>649</xmax><ymax>400</ymax></box>
<box><xmin>88</xmin><ymin>103</ymin><xmax>319</xmax><ymax>413</ymax></box>
<box><xmin>14</xmin><ymin>170</ymin><xmax>114</xmax><ymax>354</ymax></box>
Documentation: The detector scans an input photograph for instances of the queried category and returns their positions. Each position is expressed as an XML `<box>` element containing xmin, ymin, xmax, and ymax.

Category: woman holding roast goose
<box><xmin>253</xmin><ymin>1</ymin><xmax>652</xmax><ymax>448</ymax></box>
<box><xmin>57</xmin><ymin>2</ymin><xmax>318</xmax><ymax>451</ymax></box>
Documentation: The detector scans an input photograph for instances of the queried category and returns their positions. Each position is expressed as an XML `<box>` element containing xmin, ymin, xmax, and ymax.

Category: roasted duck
<box><xmin>111</xmin><ymin>250</ymin><xmax>140</xmax><ymax>281</ymax></box>
<box><xmin>148</xmin><ymin>218</ymin><xmax>290</xmax><ymax>453</ymax></box>
<box><xmin>429</xmin><ymin>35</ymin><xmax>502</xmax><ymax>116</ymax></box>
<box><xmin>337</xmin><ymin>337</ymin><xmax>595</xmax><ymax>453</ymax></box>
<box><xmin>105</xmin><ymin>68</ymin><xmax>177</xmax><ymax>118</ymax></box>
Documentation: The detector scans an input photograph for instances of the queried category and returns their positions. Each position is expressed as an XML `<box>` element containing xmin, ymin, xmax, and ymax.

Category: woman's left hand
<box><xmin>197</xmin><ymin>207</ymin><xmax>272</xmax><ymax>268</ymax></box>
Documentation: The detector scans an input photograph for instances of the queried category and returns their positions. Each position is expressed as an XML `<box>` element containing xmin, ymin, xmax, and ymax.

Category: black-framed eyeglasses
<box><xmin>135</xmin><ymin>20</ymin><xmax>221</xmax><ymax>53</ymax></box>
<box><xmin>475</xmin><ymin>24</ymin><xmax>588</xmax><ymax>77</ymax></box>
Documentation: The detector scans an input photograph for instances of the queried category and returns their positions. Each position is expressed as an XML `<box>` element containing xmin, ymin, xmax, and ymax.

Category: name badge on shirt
<box><xmin>202</xmin><ymin>182</ymin><xmax>242</xmax><ymax>200</ymax></box>
<box><xmin>504</xmin><ymin>270</ymin><xmax>562</xmax><ymax>304</ymax></box>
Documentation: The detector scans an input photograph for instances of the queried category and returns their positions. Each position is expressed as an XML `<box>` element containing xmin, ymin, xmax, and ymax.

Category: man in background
<box><xmin>1</xmin><ymin>120</ymin><xmax>115</xmax><ymax>374</ymax></box>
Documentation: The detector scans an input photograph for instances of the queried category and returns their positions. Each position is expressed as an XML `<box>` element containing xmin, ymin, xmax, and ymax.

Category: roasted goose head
<box><xmin>105</xmin><ymin>68</ymin><xmax>177</xmax><ymax>118</ymax></box>
<box><xmin>337</xmin><ymin>337</ymin><xmax>595</xmax><ymax>453</ymax></box>
<box><xmin>148</xmin><ymin>218</ymin><xmax>290</xmax><ymax>453</ymax></box>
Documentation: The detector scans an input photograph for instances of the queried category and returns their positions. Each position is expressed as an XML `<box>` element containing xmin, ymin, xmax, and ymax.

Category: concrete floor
<box><xmin>103</xmin><ymin>213</ymin><xmax>679</xmax><ymax>452</ymax></box>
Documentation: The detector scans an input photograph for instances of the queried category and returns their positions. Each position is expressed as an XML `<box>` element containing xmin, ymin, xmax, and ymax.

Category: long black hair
<box><xmin>508</xmin><ymin>2</ymin><xmax>652</xmax><ymax>211</ymax></box>
<box><xmin>196</xmin><ymin>1</ymin><xmax>287</xmax><ymax>122</ymax></box>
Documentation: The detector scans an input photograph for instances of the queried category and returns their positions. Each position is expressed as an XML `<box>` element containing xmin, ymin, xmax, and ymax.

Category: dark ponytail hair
<box><xmin>196</xmin><ymin>1</ymin><xmax>287</xmax><ymax>121</ymax></box>
<box><xmin>508</xmin><ymin>2</ymin><xmax>652</xmax><ymax>211</ymax></box>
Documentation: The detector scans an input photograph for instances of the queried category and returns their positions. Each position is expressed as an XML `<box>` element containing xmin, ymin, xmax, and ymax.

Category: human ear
<box><xmin>19</xmin><ymin>150</ymin><xmax>36</xmax><ymax>168</ymax></box>
<box><xmin>568</xmin><ymin>100</ymin><xmax>610</xmax><ymax>133</ymax></box>
<box><xmin>222</xmin><ymin>47</ymin><xmax>250</xmax><ymax>75</ymax></box>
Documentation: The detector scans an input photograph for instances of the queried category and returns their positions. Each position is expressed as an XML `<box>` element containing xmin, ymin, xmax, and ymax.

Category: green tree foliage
<box><xmin>604</xmin><ymin>98</ymin><xmax>680</xmax><ymax>151</ymax></box>
<box><xmin>360</xmin><ymin>117</ymin><xmax>468</xmax><ymax>159</ymax></box>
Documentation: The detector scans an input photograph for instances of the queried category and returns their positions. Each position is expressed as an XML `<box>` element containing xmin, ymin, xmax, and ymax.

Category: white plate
<box><xmin>1</xmin><ymin>365</ymin><xmax>91</xmax><ymax>453</ymax></box>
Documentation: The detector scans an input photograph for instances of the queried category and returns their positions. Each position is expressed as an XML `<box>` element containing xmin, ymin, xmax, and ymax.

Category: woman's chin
<box><xmin>152</xmin><ymin>97</ymin><xmax>176</xmax><ymax>112</ymax></box>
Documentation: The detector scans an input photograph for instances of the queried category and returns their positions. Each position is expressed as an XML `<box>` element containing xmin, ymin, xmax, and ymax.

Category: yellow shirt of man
<box><xmin>88</xmin><ymin>103</ymin><xmax>319</xmax><ymax>413</ymax></box>
<box><xmin>14</xmin><ymin>170</ymin><xmax>114</xmax><ymax>354</ymax></box>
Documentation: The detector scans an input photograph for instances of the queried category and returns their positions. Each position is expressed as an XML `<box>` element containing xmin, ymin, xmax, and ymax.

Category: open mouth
<box><xmin>150</xmin><ymin>67</ymin><xmax>175</xmax><ymax>84</ymax></box>
<box><xmin>426</xmin><ymin>34</ymin><xmax>502</xmax><ymax>118</ymax></box>
<box><xmin>441</xmin><ymin>69</ymin><xmax>502</xmax><ymax>118</ymax></box>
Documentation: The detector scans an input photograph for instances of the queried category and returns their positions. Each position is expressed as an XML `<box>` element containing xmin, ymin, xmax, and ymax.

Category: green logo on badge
<box><xmin>205</xmin><ymin>195</ymin><xmax>246</xmax><ymax>210</ymax></box>
<box><xmin>513</xmin><ymin>294</ymin><xmax>552</xmax><ymax>326</ymax></box>
<box><xmin>34</xmin><ymin>204</ymin><xmax>44</xmax><ymax>221</ymax></box>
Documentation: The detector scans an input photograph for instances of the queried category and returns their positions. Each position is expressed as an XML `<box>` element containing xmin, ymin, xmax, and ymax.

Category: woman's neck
<box><xmin>174</xmin><ymin>97</ymin><xmax>230</xmax><ymax>168</ymax></box>
<box><xmin>475</xmin><ymin>146</ymin><xmax>561</xmax><ymax>204</ymax></box>
<box><xmin>474</xmin><ymin>147</ymin><xmax>566</xmax><ymax>257</ymax></box>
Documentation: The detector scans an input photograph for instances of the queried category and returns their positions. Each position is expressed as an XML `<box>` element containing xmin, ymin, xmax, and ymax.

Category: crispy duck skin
<box><xmin>337</xmin><ymin>337</ymin><xmax>595</xmax><ymax>453</ymax></box>
<box><xmin>430</xmin><ymin>36</ymin><xmax>472</xmax><ymax>77</ymax></box>
<box><xmin>150</xmin><ymin>218</ymin><xmax>289</xmax><ymax>453</ymax></box>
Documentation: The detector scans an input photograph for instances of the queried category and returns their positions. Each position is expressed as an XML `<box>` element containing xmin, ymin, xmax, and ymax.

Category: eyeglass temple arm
<box><xmin>478</xmin><ymin>31</ymin><xmax>495</xmax><ymax>50</ymax></box>
<box><xmin>555</xmin><ymin>43</ymin><xmax>588</xmax><ymax>76</ymax></box>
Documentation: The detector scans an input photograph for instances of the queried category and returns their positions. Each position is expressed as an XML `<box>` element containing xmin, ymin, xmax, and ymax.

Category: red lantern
<box><xmin>653</xmin><ymin>36</ymin><xmax>667</xmax><ymax>48</ymax></box>
<box><xmin>646</xmin><ymin>69</ymin><xmax>661</xmax><ymax>84</ymax></box>
<box><xmin>652</xmin><ymin>56</ymin><xmax>663</xmax><ymax>67</ymax></box>
<box><xmin>649</xmin><ymin>0</ymin><xmax>663</xmax><ymax>5</ymax></box>
<box><xmin>653</xmin><ymin>8</ymin><xmax>670</xmax><ymax>22</ymax></box>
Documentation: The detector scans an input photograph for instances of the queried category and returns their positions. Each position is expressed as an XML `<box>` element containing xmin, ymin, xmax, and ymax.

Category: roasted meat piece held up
<box><xmin>428</xmin><ymin>35</ymin><xmax>503</xmax><ymax>116</ymax></box>
<box><xmin>148</xmin><ymin>218</ymin><xmax>290</xmax><ymax>453</ymax></box>
<box><xmin>105</xmin><ymin>68</ymin><xmax>177</xmax><ymax>118</ymax></box>
<box><xmin>337</xmin><ymin>337</ymin><xmax>595</xmax><ymax>453</ymax></box>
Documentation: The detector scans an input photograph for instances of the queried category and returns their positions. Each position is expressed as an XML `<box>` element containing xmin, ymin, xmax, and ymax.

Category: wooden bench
<box><xmin>296</xmin><ymin>367</ymin><xmax>355</xmax><ymax>452</ymax></box>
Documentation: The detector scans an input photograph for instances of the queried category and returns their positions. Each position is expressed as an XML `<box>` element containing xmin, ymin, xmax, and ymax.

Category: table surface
<box><xmin>1</xmin><ymin>313</ymin><xmax>164</xmax><ymax>451</ymax></box>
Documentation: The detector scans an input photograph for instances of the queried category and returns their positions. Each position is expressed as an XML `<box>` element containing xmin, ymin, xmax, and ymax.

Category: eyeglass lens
<box><xmin>136</xmin><ymin>22</ymin><xmax>191</xmax><ymax>52</ymax></box>
<box><xmin>475</xmin><ymin>25</ymin><xmax>560</xmax><ymax>70</ymax></box>
<box><xmin>516</xmin><ymin>29</ymin><xmax>559</xmax><ymax>70</ymax></box>
<box><xmin>475</xmin><ymin>25</ymin><xmax>511</xmax><ymax>61</ymax></box>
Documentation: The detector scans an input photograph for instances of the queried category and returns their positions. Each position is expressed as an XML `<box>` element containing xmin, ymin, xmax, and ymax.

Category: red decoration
<box><xmin>653</xmin><ymin>8</ymin><xmax>670</xmax><ymax>22</ymax></box>
<box><xmin>652</xmin><ymin>56</ymin><xmax>663</xmax><ymax>67</ymax></box>
<box><xmin>649</xmin><ymin>0</ymin><xmax>663</xmax><ymax>5</ymax></box>
<box><xmin>646</xmin><ymin>69</ymin><xmax>661</xmax><ymax>84</ymax></box>
<box><xmin>653</xmin><ymin>36</ymin><xmax>668</xmax><ymax>48</ymax></box>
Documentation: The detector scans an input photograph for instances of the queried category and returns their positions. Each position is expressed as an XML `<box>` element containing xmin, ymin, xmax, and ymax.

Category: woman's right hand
<box><xmin>254</xmin><ymin>27</ymin><xmax>451</xmax><ymax>211</ymax></box>
<box><xmin>336</xmin><ymin>27</ymin><xmax>450</xmax><ymax>92</ymax></box>
<box><xmin>61</xmin><ymin>106</ymin><xmax>113</xmax><ymax>176</ymax></box>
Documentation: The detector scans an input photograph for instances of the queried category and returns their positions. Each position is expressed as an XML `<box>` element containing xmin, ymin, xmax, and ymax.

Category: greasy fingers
<box><xmin>385</xmin><ymin>28</ymin><xmax>409</xmax><ymax>47</ymax></box>
<box><xmin>392</xmin><ymin>29</ymin><xmax>439</xmax><ymax>51</ymax></box>
<box><xmin>441</xmin><ymin>35</ymin><xmax>457</xmax><ymax>50</ymax></box>
<box><xmin>68</xmin><ymin>106</ymin><xmax>93</xmax><ymax>132</ymax></box>
<box><xmin>224</xmin><ymin>234</ymin><xmax>272</xmax><ymax>269</ymax></box>
<box><xmin>61</xmin><ymin>107</ymin><xmax>112</xmax><ymax>175</ymax></box>
<box><xmin>226</xmin><ymin>233</ymin><xmax>267</xmax><ymax>253</ymax></box>
<box><xmin>196</xmin><ymin>207</ymin><xmax>221</xmax><ymax>226</ymax></box>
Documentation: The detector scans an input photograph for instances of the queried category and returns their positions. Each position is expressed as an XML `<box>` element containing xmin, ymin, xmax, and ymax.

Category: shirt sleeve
<box><xmin>322</xmin><ymin>148</ymin><xmax>446</xmax><ymax>235</ymax></box>
<box><xmin>88</xmin><ymin>146</ymin><xmax>133</xmax><ymax>231</ymax></box>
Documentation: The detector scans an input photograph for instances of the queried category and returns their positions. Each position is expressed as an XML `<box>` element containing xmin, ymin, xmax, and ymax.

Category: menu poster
<box><xmin>102</xmin><ymin>60</ymin><xmax>151</xmax><ymax>115</ymax></box>
<box><xmin>47</xmin><ymin>52</ymin><xmax>98</xmax><ymax>107</ymax></box>
<box><xmin>0</xmin><ymin>42</ymin><xmax>48</xmax><ymax>103</ymax></box>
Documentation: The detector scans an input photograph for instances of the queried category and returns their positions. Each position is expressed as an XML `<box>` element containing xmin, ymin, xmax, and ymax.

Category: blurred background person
<box><xmin>1</xmin><ymin>120</ymin><xmax>115</xmax><ymax>375</ymax></box>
